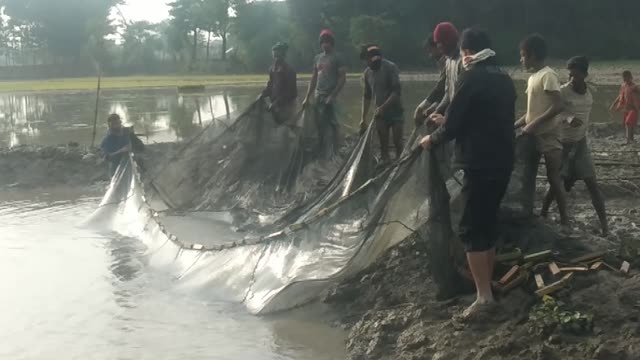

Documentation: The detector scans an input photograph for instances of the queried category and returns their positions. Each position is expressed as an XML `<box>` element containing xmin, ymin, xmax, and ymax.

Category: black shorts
<box><xmin>458</xmin><ymin>169</ymin><xmax>511</xmax><ymax>252</ymax></box>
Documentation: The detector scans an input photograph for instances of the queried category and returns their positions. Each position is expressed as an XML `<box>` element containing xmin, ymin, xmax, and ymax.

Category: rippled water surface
<box><xmin>0</xmin><ymin>189</ymin><xmax>346</xmax><ymax>360</ymax></box>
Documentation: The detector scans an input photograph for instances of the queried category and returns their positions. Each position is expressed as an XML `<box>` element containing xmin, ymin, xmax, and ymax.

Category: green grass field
<box><xmin>0</xmin><ymin>73</ymin><xmax>363</xmax><ymax>93</ymax></box>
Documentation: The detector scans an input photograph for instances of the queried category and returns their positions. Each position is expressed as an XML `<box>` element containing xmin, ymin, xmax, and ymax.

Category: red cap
<box><xmin>319</xmin><ymin>29</ymin><xmax>335</xmax><ymax>40</ymax></box>
<box><xmin>433</xmin><ymin>22</ymin><xmax>459</xmax><ymax>47</ymax></box>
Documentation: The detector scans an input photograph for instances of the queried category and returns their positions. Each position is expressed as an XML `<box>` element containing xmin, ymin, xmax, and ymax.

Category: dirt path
<box><xmin>325</xmin><ymin>136</ymin><xmax>640</xmax><ymax>360</ymax></box>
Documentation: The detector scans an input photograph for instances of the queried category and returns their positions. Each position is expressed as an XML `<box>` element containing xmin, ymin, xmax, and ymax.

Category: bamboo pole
<box><xmin>90</xmin><ymin>69</ymin><xmax>102</xmax><ymax>148</ymax></box>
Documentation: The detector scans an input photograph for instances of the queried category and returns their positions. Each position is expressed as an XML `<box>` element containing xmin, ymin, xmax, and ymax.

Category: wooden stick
<box><xmin>535</xmin><ymin>273</ymin><xmax>574</xmax><ymax>297</ymax></box>
<box><xmin>549</xmin><ymin>262</ymin><xmax>561</xmax><ymax>276</ymax></box>
<box><xmin>90</xmin><ymin>68</ymin><xmax>102</xmax><ymax>148</ymax></box>
<box><xmin>535</xmin><ymin>274</ymin><xmax>545</xmax><ymax>289</ymax></box>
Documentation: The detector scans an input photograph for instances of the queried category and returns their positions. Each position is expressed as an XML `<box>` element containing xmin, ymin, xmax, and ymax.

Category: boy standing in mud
<box><xmin>261</xmin><ymin>42</ymin><xmax>298</xmax><ymax>127</ymax></box>
<box><xmin>302</xmin><ymin>29</ymin><xmax>347</xmax><ymax>157</ymax></box>
<box><xmin>359</xmin><ymin>44</ymin><xmax>404</xmax><ymax>164</ymax></box>
<box><xmin>610</xmin><ymin>70</ymin><xmax>639</xmax><ymax>144</ymax></box>
<box><xmin>542</xmin><ymin>57</ymin><xmax>608</xmax><ymax>235</ymax></box>
<box><xmin>515</xmin><ymin>34</ymin><xmax>570</xmax><ymax>229</ymax></box>
<box><xmin>101</xmin><ymin>113</ymin><xmax>131</xmax><ymax>178</ymax></box>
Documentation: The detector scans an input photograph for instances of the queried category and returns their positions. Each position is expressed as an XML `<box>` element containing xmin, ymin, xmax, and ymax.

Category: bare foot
<box><xmin>456</xmin><ymin>299</ymin><xmax>496</xmax><ymax>322</ymax></box>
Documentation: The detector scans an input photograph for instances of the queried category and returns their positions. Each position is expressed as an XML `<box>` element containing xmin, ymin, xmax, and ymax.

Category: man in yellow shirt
<box><xmin>515</xmin><ymin>34</ymin><xmax>569</xmax><ymax>228</ymax></box>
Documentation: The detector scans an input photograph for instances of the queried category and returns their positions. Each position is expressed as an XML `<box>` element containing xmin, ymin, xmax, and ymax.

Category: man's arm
<box><xmin>609</xmin><ymin>95</ymin><xmax>620</xmax><ymax>112</ymax></box>
<box><xmin>327</xmin><ymin>66</ymin><xmax>347</xmax><ymax>104</ymax></box>
<box><xmin>426</xmin><ymin>67</ymin><xmax>446</xmax><ymax>106</ymax></box>
<box><xmin>377</xmin><ymin>65</ymin><xmax>401</xmax><ymax>115</ymax></box>
<box><xmin>262</xmin><ymin>69</ymin><xmax>273</xmax><ymax>99</ymax></box>
<box><xmin>415</xmin><ymin>67</ymin><xmax>446</xmax><ymax>121</ymax></box>
<box><xmin>361</xmin><ymin>75</ymin><xmax>372</xmax><ymax>127</ymax></box>
<box><xmin>303</xmin><ymin>65</ymin><xmax>318</xmax><ymax>105</ymax></box>
<box><xmin>514</xmin><ymin>114</ymin><xmax>527</xmax><ymax>128</ymax></box>
<box><xmin>523</xmin><ymin>90</ymin><xmax>565</xmax><ymax>133</ymax></box>
<box><xmin>112</xmin><ymin>143</ymin><xmax>131</xmax><ymax>155</ymax></box>
<box><xmin>430</xmin><ymin>72</ymin><xmax>474</xmax><ymax>146</ymax></box>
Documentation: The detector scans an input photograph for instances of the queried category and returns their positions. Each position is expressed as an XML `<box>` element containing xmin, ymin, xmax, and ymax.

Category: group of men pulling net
<box><xmin>89</xmin><ymin>24</ymin><xmax>540</xmax><ymax>315</ymax></box>
<box><xmin>90</xmin><ymin>91</ymin><xmax>505</xmax><ymax>313</ymax></box>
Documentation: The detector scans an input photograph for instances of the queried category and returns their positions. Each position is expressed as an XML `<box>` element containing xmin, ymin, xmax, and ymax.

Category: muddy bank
<box><xmin>0</xmin><ymin>143</ymin><xmax>175</xmax><ymax>189</ymax></box>
<box><xmin>325</xmin><ymin>137</ymin><xmax>640</xmax><ymax>360</ymax></box>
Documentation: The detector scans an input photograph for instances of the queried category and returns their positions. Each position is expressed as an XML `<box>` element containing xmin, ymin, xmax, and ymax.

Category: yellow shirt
<box><xmin>525</xmin><ymin>66</ymin><xmax>562</xmax><ymax>135</ymax></box>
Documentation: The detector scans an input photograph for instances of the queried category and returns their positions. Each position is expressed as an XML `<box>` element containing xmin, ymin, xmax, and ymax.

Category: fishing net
<box><xmin>87</xmin><ymin>98</ymin><xmax>531</xmax><ymax>314</ymax></box>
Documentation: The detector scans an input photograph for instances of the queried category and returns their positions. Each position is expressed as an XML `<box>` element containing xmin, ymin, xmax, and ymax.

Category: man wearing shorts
<box><xmin>359</xmin><ymin>44</ymin><xmax>404</xmax><ymax>164</ymax></box>
<box><xmin>420</xmin><ymin>28</ymin><xmax>516</xmax><ymax>319</ymax></box>
<box><xmin>542</xmin><ymin>56</ymin><xmax>608</xmax><ymax>235</ymax></box>
<box><xmin>515</xmin><ymin>34</ymin><xmax>570</xmax><ymax>228</ymax></box>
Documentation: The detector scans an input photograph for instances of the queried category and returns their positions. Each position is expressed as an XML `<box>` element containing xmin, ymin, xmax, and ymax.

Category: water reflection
<box><xmin>0</xmin><ymin>88</ymin><xmax>255</xmax><ymax>148</ymax></box>
<box><xmin>0</xmin><ymin>81</ymin><xmax>622</xmax><ymax>148</ymax></box>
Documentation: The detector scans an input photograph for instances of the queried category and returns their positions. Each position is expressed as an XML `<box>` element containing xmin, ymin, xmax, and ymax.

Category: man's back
<box><xmin>450</xmin><ymin>61</ymin><xmax>517</xmax><ymax>170</ymax></box>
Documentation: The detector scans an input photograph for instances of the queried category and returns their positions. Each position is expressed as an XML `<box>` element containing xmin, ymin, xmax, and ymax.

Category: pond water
<box><xmin>0</xmin><ymin>188</ymin><xmax>346</xmax><ymax>360</ymax></box>
<box><xmin>0</xmin><ymin>79</ymin><xmax>623</xmax><ymax>148</ymax></box>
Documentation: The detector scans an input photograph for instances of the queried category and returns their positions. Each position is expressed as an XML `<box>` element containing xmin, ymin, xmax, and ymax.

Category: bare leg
<box><xmin>376</xmin><ymin>119</ymin><xmax>390</xmax><ymax>163</ymax></box>
<box><xmin>392</xmin><ymin>121</ymin><xmax>404</xmax><ymax>160</ymax></box>
<box><xmin>626</xmin><ymin>125</ymin><xmax>632</xmax><ymax>144</ymax></box>
<box><xmin>463</xmin><ymin>251</ymin><xmax>495</xmax><ymax>318</ymax></box>
<box><xmin>541</xmin><ymin>187</ymin><xmax>554</xmax><ymax>218</ymax></box>
<box><xmin>487</xmin><ymin>247</ymin><xmax>496</xmax><ymax>281</ymax></box>
<box><xmin>544</xmin><ymin>151</ymin><xmax>570</xmax><ymax>226</ymax></box>
<box><xmin>630</xmin><ymin>125</ymin><xmax>635</xmax><ymax>143</ymax></box>
<box><xmin>584</xmin><ymin>177</ymin><xmax>608</xmax><ymax>235</ymax></box>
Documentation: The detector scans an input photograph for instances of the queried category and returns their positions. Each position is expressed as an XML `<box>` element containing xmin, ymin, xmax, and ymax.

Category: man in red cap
<box><xmin>429</xmin><ymin>22</ymin><xmax>463</xmax><ymax>125</ymax></box>
<box><xmin>303</xmin><ymin>29</ymin><xmax>348</xmax><ymax>157</ymax></box>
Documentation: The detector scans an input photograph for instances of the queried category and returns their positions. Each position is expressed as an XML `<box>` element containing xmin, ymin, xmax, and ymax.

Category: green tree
<box><xmin>349</xmin><ymin>15</ymin><xmax>395</xmax><ymax>53</ymax></box>
<box><xmin>1</xmin><ymin>0</ymin><xmax>120</xmax><ymax>60</ymax></box>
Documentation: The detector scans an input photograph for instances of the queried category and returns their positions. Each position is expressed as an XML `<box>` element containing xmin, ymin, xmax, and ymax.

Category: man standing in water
<box><xmin>610</xmin><ymin>71</ymin><xmax>639</xmax><ymax>144</ymax></box>
<box><xmin>515</xmin><ymin>34</ymin><xmax>570</xmax><ymax>229</ymax></box>
<box><xmin>101</xmin><ymin>113</ymin><xmax>131</xmax><ymax>178</ymax></box>
<box><xmin>413</xmin><ymin>33</ymin><xmax>445</xmax><ymax>128</ymax></box>
<box><xmin>359</xmin><ymin>44</ymin><xmax>404</xmax><ymax>164</ymax></box>
<box><xmin>542</xmin><ymin>57</ymin><xmax>608</xmax><ymax>235</ymax></box>
<box><xmin>420</xmin><ymin>28</ymin><xmax>516</xmax><ymax>320</ymax></box>
<box><xmin>261</xmin><ymin>42</ymin><xmax>298</xmax><ymax>127</ymax></box>
<box><xmin>302</xmin><ymin>29</ymin><xmax>347</xmax><ymax>156</ymax></box>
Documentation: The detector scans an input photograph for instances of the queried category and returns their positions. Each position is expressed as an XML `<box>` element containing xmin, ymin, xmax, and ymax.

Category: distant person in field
<box><xmin>420</xmin><ymin>28</ymin><xmax>516</xmax><ymax>320</ymax></box>
<box><xmin>413</xmin><ymin>33</ymin><xmax>446</xmax><ymax>127</ymax></box>
<box><xmin>261</xmin><ymin>42</ymin><xmax>298</xmax><ymax>127</ymax></box>
<box><xmin>515</xmin><ymin>34</ymin><xmax>570</xmax><ymax>229</ymax></box>
<box><xmin>359</xmin><ymin>44</ymin><xmax>404</xmax><ymax>164</ymax></box>
<box><xmin>610</xmin><ymin>70</ymin><xmax>639</xmax><ymax>144</ymax></box>
<box><xmin>541</xmin><ymin>57</ymin><xmax>608</xmax><ymax>235</ymax></box>
<box><xmin>302</xmin><ymin>29</ymin><xmax>347</xmax><ymax>157</ymax></box>
<box><xmin>101</xmin><ymin>114</ymin><xmax>131</xmax><ymax>178</ymax></box>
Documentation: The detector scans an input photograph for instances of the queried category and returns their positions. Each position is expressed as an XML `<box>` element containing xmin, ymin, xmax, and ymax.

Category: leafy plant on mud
<box><xmin>528</xmin><ymin>296</ymin><xmax>594</xmax><ymax>336</ymax></box>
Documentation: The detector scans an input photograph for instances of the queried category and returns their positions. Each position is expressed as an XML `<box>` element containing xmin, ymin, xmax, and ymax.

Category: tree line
<box><xmin>1</xmin><ymin>0</ymin><xmax>640</xmax><ymax>77</ymax></box>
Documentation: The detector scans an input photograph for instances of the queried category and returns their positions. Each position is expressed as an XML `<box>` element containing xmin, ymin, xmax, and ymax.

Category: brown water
<box><xmin>0</xmin><ymin>188</ymin><xmax>347</xmax><ymax>360</ymax></box>
<box><xmin>0</xmin><ymin>80</ymin><xmax>622</xmax><ymax>148</ymax></box>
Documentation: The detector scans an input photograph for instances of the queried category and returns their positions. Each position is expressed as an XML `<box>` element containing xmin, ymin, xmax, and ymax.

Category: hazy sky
<box><xmin>119</xmin><ymin>0</ymin><xmax>170</xmax><ymax>23</ymax></box>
